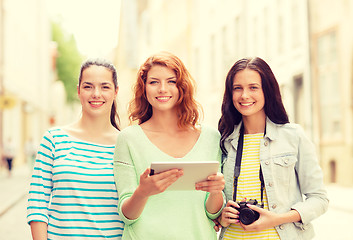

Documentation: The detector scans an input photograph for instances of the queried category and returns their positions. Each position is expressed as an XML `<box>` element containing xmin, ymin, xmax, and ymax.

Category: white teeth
<box><xmin>157</xmin><ymin>97</ymin><xmax>170</xmax><ymax>100</ymax></box>
<box><xmin>90</xmin><ymin>102</ymin><xmax>103</xmax><ymax>105</ymax></box>
<box><xmin>241</xmin><ymin>102</ymin><xmax>253</xmax><ymax>106</ymax></box>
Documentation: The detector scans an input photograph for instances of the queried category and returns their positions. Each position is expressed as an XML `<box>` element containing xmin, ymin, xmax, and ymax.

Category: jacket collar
<box><xmin>225</xmin><ymin>118</ymin><xmax>279</xmax><ymax>149</ymax></box>
<box><xmin>265</xmin><ymin>118</ymin><xmax>278</xmax><ymax>141</ymax></box>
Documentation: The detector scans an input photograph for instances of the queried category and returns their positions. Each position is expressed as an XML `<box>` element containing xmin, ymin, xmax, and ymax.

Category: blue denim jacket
<box><xmin>219</xmin><ymin>119</ymin><xmax>329</xmax><ymax>240</ymax></box>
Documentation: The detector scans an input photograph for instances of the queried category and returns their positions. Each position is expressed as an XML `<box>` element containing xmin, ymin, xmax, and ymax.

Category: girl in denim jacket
<box><xmin>216</xmin><ymin>57</ymin><xmax>328</xmax><ymax>240</ymax></box>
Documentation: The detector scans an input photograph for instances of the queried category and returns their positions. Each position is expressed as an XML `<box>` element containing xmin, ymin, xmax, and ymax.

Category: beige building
<box><xmin>115</xmin><ymin>0</ymin><xmax>311</xmax><ymax>128</ymax></box>
<box><xmin>308</xmin><ymin>0</ymin><xmax>353</xmax><ymax>186</ymax></box>
<box><xmin>114</xmin><ymin>0</ymin><xmax>194</xmax><ymax>128</ymax></box>
<box><xmin>189</xmin><ymin>0</ymin><xmax>312</xmax><ymax>132</ymax></box>
<box><xmin>114</xmin><ymin>0</ymin><xmax>353</xmax><ymax>186</ymax></box>
<box><xmin>0</xmin><ymin>0</ymin><xmax>66</xmax><ymax>165</ymax></box>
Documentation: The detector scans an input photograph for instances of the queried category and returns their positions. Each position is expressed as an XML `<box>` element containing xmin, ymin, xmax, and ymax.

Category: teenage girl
<box><xmin>217</xmin><ymin>57</ymin><xmax>328</xmax><ymax>239</ymax></box>
<box><xmin>27</xmin><ymin>59</ymin><xmax>124</xmax><ymax>239</ymax></box>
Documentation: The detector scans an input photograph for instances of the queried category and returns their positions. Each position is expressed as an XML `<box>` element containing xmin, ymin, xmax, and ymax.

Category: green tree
<box><xmin>51</xmin><ymin>21</ymin><xmax>83</xmax><ymax>103</ymax></box>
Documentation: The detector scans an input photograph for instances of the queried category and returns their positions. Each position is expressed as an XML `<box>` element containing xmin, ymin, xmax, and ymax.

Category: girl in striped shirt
<box><xmin>27</xmin><ymin>59</ymin><xmax>124</xmax><ymax>239</ymax></box>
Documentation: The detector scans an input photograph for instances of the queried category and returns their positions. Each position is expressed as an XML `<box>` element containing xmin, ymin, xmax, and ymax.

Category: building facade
<box><xmin>189</xmin><ymin>0</ymin><xmax>312</xmax><ymax>132</ymax></box>
<box><xmin>114</xmin><ymin>0</ymin><xmax>194</xmax><ymax>128</ymax></box>
<box><xmin>115</xmin><ymin>0</ymin><xmax>311</xmax><ymax>128</ymax></box>
<box><xmin>0</xmin><ymin>0</ymin><xmax>66</xmax><ymax>166</ymax></box>
<box><xmin>114</xmin><ymin>0</ymin><xmax>353</xmax><ymax>186</ymax></box>
<box><xmin>308</xmin><ymin>0</ymin><xmax>353</xmax><ymax>186</ymax></box>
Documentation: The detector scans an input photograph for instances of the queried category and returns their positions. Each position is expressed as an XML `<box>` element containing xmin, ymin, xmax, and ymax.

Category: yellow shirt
<box><xmin>223</xmin><ymin>133</ymin><xmax>280</xmax><ymax>239</ymax></box>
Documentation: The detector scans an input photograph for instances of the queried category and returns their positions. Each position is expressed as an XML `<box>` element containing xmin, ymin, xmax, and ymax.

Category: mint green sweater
<box><xmin>113</xmin><ymin>124</ymin><xmax>223</xmax><ymax>240</ymax></box>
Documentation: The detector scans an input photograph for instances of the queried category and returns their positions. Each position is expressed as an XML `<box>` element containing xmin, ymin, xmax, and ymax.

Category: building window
<box><xmin>253</xmin><ymin>16</ymin><xmax>258</xmax><ymax>55</ymax></box>
<box><xmin>291</xmin><ymin>2</ymin><xmax>300</xmax><ymax>47</ymax></box>
<box><xmin>278</xmin><ymin>14</ymin><xmax>283</xmax><ymax>54</ymax></box>
<box><xmin>210</xmin><ymin>34</ymin><xmax>216</xmax><ymax>84</ymax></box>
<box><xmin>263</xmin><ymin>6</ymin><xmax>269</xmax><ymax>58</ymax></box>
<box><xmin>329</xmin><ymin>160</ymin><xmax>337</xmax><ymax>183</ymax></box>
<box><xmin>193</xmin><ymin>48</ymin><xmax>200</xmax><ymax>82</ymax></box>
<box><xmin>234</xmin><ymin>16</ymin><xmax>240</xmax><ymax>58</ymax></box>
<box><xmin>317</xmin><ymin>31</ymin><xmax>341</xmax><ymax>139</ymax></box>
<box><xmin>293</xmin><ymin>74</ymin><xmax>304</xmax><ymax>125</ymax></box>
<box><xmin>222</xmin><ymin>26</ymin><xmax>228</xmax><ymax>67</ymax></box>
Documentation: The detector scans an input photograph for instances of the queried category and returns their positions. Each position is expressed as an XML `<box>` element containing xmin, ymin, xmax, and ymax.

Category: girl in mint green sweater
<box><xmin>113</xmin><ymin>52</ymin><xmax>225</xmax><ymax>240</ymax></box>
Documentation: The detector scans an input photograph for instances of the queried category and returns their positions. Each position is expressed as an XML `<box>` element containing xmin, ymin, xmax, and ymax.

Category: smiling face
<box><xmin>78</xmin><ymin>65</ymin><xmax>118</xmax><ymax>118</ymax></box>
<box><xmin>145</xmin><ymin>65</ymin><xmax>179</xmax><ymax>114</ymax></box>
<box><xmin>232</xmin><ymin>68</ymin><xmax>266</xmax><ymax>122</ymax></box>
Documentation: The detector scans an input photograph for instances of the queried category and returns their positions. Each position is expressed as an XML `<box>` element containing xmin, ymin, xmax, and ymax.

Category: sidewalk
<box><xmin>324</xmin><ymin>183</ymin><xmax>353</xmax><ymax>213</ymax></box>
<box><xmin>0</xmin><ymin>164</ymin><xmax>31</xmax><ymax>217</ymax></box>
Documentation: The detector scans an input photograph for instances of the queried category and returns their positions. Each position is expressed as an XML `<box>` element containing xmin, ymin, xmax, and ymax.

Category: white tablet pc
<box><xmin>150</xmin><ymin>161</ymin><xmax>219</xmax><ymax>191</ymax></box>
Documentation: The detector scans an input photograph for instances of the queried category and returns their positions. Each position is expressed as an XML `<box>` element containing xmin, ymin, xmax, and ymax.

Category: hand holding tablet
<box><xmin>150</xmin><ymin>161</ymin><xmax>219</xmax><ymax>191</ymax></box>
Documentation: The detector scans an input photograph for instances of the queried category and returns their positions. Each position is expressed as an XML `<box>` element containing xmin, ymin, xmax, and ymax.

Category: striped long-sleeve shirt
<box><xmin>27</xmin><ymin>128</ymin><xmax>124</xmax><ymax>239</ymax></box>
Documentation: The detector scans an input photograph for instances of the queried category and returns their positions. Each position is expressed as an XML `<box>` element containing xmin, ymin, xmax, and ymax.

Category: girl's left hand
<box><xmin>239</xmin><ymin>204</ymin><xmax>279</xmax><ymax>231</ymax></box>
<box><xmin>195</xmin><ymin>172</ymin><xmax>225</xmax><ymax>194</ymax></box>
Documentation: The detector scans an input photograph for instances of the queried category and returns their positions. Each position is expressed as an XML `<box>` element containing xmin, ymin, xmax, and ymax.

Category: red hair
<box><xmin>129</xmin><ymin>52</ymin><xmax>202</xmax><ymax>128</ymax></box>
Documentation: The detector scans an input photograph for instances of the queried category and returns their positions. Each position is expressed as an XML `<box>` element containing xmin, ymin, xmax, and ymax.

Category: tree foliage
<box><xmin>51</xmin><ymin>21</ymin><xmax>83</xmax><ymax>103</ymax></box>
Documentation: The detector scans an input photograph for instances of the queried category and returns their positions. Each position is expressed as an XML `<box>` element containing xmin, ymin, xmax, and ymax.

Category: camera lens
<box><xmin>239</xmin><ymin>208</ymin><xmax>260</xmax><ymax>225</ymax></box>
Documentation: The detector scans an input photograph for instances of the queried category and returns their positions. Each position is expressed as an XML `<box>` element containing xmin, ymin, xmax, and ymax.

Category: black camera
<box><xmin>233</xmin><ymin>199</ymin><xmax>263</xmax><ymax>225</ymax></box>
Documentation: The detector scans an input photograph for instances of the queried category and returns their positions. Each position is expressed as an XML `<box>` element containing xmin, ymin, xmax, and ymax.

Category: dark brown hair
<box><xmin>218</xmin><ymin>57</ymin><xmax>289</xmax><ymax>154</ymax></box>
<box><xmin>79</xmin><ymin>58</ymin><xmax>120</xmax><ymax>130</ymax></box>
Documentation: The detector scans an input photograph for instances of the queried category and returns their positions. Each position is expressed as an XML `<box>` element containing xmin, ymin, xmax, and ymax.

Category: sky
<box><xmin>46</xmin><ymin>0</ymin><xmax>121</xmax><ymax>58</ymax></box>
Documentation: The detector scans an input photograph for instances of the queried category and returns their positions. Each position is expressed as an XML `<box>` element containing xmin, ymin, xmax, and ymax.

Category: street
<box><xmin>313</xmin><ymin>205</ymin><xmax>353</xmax><ymax>240</ymax></box>
<box><xmin>0</xmin><ymin>196</ymin><xmax>31</xmax><ymax>239</ymax></box>
<box><xmin>1</xmin><ymin>166</ymin><xmax>353</xmax><ymax>239</ymax></box>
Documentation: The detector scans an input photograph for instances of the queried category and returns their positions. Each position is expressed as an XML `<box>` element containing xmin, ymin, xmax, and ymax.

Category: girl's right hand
<box><xmin>121</xmin><ymin>168</ymin><xmax>183</xmax><ymax>220</ymax></box>
<box><xmin>219</xmin><ymin>200</ymin><xmax>240</xmax><ymax>227</ymax></box>
<box><xmin>136</xmin><ymin>168</ymin><xmax>183</xmax><ymax>197</ymax></box>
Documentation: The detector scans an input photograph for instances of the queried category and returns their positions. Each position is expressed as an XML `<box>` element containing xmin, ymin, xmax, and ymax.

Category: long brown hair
<box><xmin>129</xmin><ymin>51</ymin><xmax>201</xmax><ymax>129</ymax></box>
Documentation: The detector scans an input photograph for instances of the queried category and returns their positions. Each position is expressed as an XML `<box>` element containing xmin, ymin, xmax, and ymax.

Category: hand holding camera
<box><xmin>219</xmin><ymin>199</ymin><xmax>263</xmax><ymax>228</ymax></box>
<box><xmin>232</xmin><ymin>199</ymin><xmax>264</xmax><ymax>225</ymax></box>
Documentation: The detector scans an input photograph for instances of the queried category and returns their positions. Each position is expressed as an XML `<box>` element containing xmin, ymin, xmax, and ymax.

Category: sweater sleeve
<box><xmin>27</xmin><ymin>130</ymin><xmax>55</xmax><ymax>224</ymax></box>
<box><xmin>113</xmin><ymin>129</ymin><xmax>140</xmax><ymax>225</ymax></box>
<box><xmin>204</xmin><ymin>126</ymin><xmax>226</xmax><ymax>219</ymax></box>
